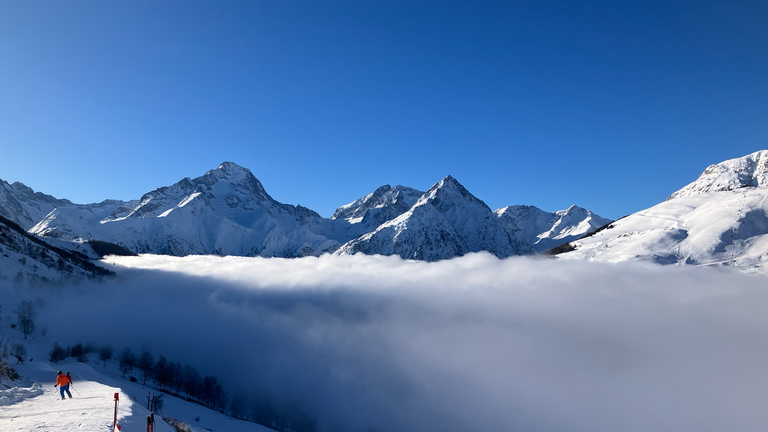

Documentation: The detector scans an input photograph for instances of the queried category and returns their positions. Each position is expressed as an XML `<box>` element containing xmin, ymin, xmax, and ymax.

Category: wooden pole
<box><xmin>113</xmin><ymin>392</ymin><xmax>120</xmax><ymax>431</ymax></box>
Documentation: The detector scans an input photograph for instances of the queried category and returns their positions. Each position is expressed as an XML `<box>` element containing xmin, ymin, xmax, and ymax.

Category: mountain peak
<box><xmin>420</xmin><ymin>175</ymin><xmax>487</xmax><ymax>210</ymax></box>
<box><xmin>669</xmin><ymin>150</ymin><xmax>768</xmax><ymax>200</ymax></box>
<box><xmin>217</xmin><ymin>161</ymin><xmax>247</xmax><ymax>171</ymax></box>
<box><xmin>212</xmin><ymin>162</ymin><xmax>252</xmax><ymax>177</ymax></box>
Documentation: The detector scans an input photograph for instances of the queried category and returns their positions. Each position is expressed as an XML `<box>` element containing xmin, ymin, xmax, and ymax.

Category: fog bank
<box><xmin>20</xmin><ymin>253</ymin><xmax>768</xmax><ymax>431</ymax></box>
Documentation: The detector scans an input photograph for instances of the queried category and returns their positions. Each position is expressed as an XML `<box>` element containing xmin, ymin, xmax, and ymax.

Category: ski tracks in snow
<box><xmin>0</xmin><ymin>380</ymin><xmax>121</xmax><ymax>432</ymax></box>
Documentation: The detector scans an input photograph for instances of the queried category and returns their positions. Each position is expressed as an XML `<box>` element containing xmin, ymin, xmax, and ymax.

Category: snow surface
<box><xmin>0</xmin><ymin>326</ymin><xmax>273</xmax><ymax>432</ymax></box>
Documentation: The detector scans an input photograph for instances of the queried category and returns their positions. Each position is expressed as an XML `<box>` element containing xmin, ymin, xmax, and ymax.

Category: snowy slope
<box><xmin>336</xmin><ymin>176</ymin><xmax>528</xmax><ymax>261</ymax></box>
<box><xmin>0</xmin><ymin>215</ymin><xmax>113</xmax><ymax>283</ymax></box>
<box><xmin>1</xmin><ymin>357</ymin><xmax>274</xmax><ymax>432</ymax></box>
<box><xmin>1</xmin><ymin>360</ymin><xmax>177</xmax><ymax>432</ymax></box>
<box><xmin>669</xmin><ymin>150</ymin><xmax>768</xmax><ymax>199</ymax></box>
<box><xmin>558</xmin><ymin>151</ymin><xmax>768</xmax><ymax>274</ymax></box>
<box><xmin>496</xmin><ymin>204</ymin><xmax>612</xmax><ymax>253</ymax></box>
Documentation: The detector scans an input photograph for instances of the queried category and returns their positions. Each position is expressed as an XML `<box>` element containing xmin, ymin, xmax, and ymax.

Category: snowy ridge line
<box><xmin>2</xmin><ymin>162</ymin><xmax>608</xmax><ymax>262</ymax></box>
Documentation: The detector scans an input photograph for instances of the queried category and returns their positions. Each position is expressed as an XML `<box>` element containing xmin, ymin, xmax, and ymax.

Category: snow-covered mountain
<box><xmin>29</xmin><ymin>163</ymin><xmax>343</xmax><ymax>257</ymax></box>
<box><xmin>496</xmin><ymin>204</ymin><xmax>612</xmax><ymax>253</ymax></box>
<box><xmin>0</xmin><ymin>179</ymin><xmax>73</xmax><ymax>230</ymax></box>
<box><xmin>335</xmin><ymin>176</ymin><xmax>529</xmax><ymax>261</ymax></box>
<box><xmin>332</xmin><ymin>184</ymin><xmax>423</xmax><ymax>233</ymax></box>
<box><xmin>556</xmin><ymin>150</ymin><xmax>768</xmax><ymax>274</ymax></box>
<box><xmin>2</xmin><ymin>163</ymin><xmax>608</xmax><ymax>261</ymax></box>
<box><xmin>669</xmin><ymin>150</ymin><xmax>768</xmax><ymax>199</ymax></box>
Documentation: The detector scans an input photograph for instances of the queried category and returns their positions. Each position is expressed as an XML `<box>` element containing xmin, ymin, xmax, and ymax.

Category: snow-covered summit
<box><xmin>496</xmin><ymin>204</ymin><xmax>611</xmax><ymax>253</ymax></box>
<box><xmin>336</xmin><ymin>175</ymin><xmax>527</xmax><ymax>261</ymax></box>
<box><xmin>333</xmin><ymin>185</ymin><xmax>423</xmax><ymax>223</ymax></box>
<box><xmin>29</xmin><ymin>162</ymin><xmax>335</xmax><ymax>257</ymax></box>
<box><xmin>669</xmin><ymin>150</ymin><xmax>768</xmax><ymax>200</ymax></box>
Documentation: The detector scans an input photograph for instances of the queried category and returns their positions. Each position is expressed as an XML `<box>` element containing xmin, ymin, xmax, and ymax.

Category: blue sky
<box><xmin>1</xmin><ymin>1</ymin><xmax>766</xmax><ymax>220</ymax></box>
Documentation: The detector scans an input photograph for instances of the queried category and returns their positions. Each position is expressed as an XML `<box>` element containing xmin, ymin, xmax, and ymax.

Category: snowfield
<box><xmin>0</xmin><ymin>333</ymin><xmax>273</xmax><ymax>432</ymax></box>
<box><xmin>1</xmin><ymin>360</ymin><xmax>174</xmax><ymax>432</ymax></box>
<box><xmin>560</xmin><ymin>158</ymin><xmax>768</xmax><ymax>274</ymax></box>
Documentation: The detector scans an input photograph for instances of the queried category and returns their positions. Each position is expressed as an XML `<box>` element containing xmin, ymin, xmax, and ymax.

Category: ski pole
<box><xmin>69</xmin><ymin>384</ymin><xmax>81</xmax><ymax>396</ymax></box>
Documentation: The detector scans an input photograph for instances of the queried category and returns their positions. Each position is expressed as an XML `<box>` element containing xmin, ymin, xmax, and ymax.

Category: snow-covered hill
<box><xmin>0</xmin><ymin>215</ymin><xmax>113</xmax><ymax>283</ymax></box>
<box><xmin>669</xmin><ymin>150</ymin><xmax>768</xmax><ymax>199</ymax></box>
<box><xmin>0</xmin><ymin>347</ymin><xmax>274</xmax><ymax>432</ymax></box>
<box><xmin>557</xmin><ymin>151</ymin><xmax>768</xmax><ymax>274</ymax></box>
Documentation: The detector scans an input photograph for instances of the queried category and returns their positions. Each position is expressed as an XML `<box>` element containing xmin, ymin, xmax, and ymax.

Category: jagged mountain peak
<box><xmin>332</xmin><ymin>184</ymin><xmax>423</xmax><ymax>223</ymax></box>
<box><xmin>216</xmin><ymin>161</ymin><xmax>249</xmax><ymax>172</ymax></box>
<box><xmin>669</xmin><ymin>150</ymin><xmax>768</xmax><ymax>200</ymax></box>
<box><xmin>418</xmin><ymin>175</ymin><xmax>488</xmax><ymax>211</ymax></box>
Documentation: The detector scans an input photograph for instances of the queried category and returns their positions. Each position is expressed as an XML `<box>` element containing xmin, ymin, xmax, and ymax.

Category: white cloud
<box><xmin>23</xmin><ymin>253</ymin><xmax>768</xmax><ymax>431</ymax></box>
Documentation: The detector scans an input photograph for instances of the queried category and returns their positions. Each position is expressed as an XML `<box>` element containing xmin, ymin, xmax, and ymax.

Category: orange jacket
<box><xmin>56</xmin><ymin>374</ymin><xmax>69</xmax><ymax>386</ymax></box>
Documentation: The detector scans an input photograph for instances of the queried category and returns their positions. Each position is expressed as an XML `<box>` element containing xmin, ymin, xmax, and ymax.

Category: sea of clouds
<box><xmin>11</xmin><ymin>253</ymin><xmax>768</xmax><ymax>432</ymax></box>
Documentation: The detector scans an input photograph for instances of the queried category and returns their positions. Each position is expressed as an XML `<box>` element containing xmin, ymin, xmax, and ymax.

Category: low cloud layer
<box><xmin>19</xmin><ymin>253</ymin><xmax>768</xmax><ymax>431</ymax></box>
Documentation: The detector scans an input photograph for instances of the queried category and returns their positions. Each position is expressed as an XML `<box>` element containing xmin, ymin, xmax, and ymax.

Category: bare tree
<box><xmin>138</xmin><ymin>350</ymin><xmax>154</xmax><ymax>385</ymax></box>
<box><xmin>117</xmin><ymin>348</ymin><xmax>136</xmax><ymax>378</ymax></box>
<box><xmin>99</xmin><ymin>346</ymin><xmax>114</xmax><ymax>368</ymax></box>
<box><xmin>16</xmin><ymin>301</ymin><xmax>36</xmax><ymax>339</ymax></box>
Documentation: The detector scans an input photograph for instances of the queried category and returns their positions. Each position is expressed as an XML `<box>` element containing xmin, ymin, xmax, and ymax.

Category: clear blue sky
<box><xmin>1</xmin><ymin>1</ymin><xmax>767</xmax><ymax>220</ymax></box>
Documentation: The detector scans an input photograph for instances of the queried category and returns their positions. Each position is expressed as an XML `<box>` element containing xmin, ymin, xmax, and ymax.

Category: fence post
<box><xmin>113</xmin><ymin>392</ymin><xmax>120</xmax><ymax>431</ymax></box>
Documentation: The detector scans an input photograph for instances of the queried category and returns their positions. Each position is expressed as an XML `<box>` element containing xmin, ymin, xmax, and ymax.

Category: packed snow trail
<box><xmin>0</xmin><ymin>361</ymin><xmax>174</xmax><ymax>432</ymax></box>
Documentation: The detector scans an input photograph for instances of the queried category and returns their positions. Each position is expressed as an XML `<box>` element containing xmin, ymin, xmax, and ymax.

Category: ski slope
<box><xmin>0</xmin><ymin>356</ymin><xmax>273</xmax><ymax>432</ymax></box>
<box><xmin>0</xmin><ymin>360</ymin><xmax>173</xmax><ymax>432</ymax></box>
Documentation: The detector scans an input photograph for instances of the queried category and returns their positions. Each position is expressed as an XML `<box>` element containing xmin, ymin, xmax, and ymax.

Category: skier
<box><xmin>54</xmin><ymin>371</ymin><xmax>72</xmax><ymax>399</ymax></box>
<box><xmin>16</xmin><ymin>355</ymin><xmax>24</xmax><ymax>365</ymax></box>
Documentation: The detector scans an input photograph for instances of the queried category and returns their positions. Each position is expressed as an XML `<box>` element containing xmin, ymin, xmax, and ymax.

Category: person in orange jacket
<box><xmin>55</xmin><ymin>371</ymin><xmax>72</xmax><ymax>399</ymax></box>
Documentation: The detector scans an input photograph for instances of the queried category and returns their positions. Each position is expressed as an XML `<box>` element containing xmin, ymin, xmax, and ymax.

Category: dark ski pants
<box><xmin>59</xmin><ymin>384</ymin><xmax>72</xmax><ymax>399</ymax></box>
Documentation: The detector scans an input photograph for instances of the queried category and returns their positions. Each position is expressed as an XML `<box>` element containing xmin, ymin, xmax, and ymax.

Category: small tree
<box><xmin>49</xmin><ymin>343</ymin><xmax>69</xmax><ymax>363</ymax></box>
<box><xmin>147</xmin><ymin>391</ymin><xmax>164</xmax><ymax>413</ymax></box>
<box><xmin>155</xmin><ymin>355</ymin><xmax>170</xmax><ymax>390</ymax></box>
<box><xmin>98</xmin><ymin>346</ymin><xmax>114</xmax><ymax>368</ymax></box>
<box><xmin>182</xmin><ymin>365</ymin><xmax>201</xmax><ymax>401</ymax></box>
<box><xmin>117</xmin><ymin>348</ymin><xmax>136</xmax><ymax>378</ymax></box>
<box><xmin>138</xmin><ymin>350</ymin><xmax>154</xmax><ymax>385</ymax></box>
<box><xmin>17</xmin><ymin>301</ymin><xmax>36</xmax><ymax>339</ymax></box>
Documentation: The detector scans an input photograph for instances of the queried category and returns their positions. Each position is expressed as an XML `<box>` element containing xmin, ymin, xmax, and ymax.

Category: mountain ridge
<box><xmin>2</xmin><ymin>163</ymin><xmax>610</xmax><ymax>262</ymax></box>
